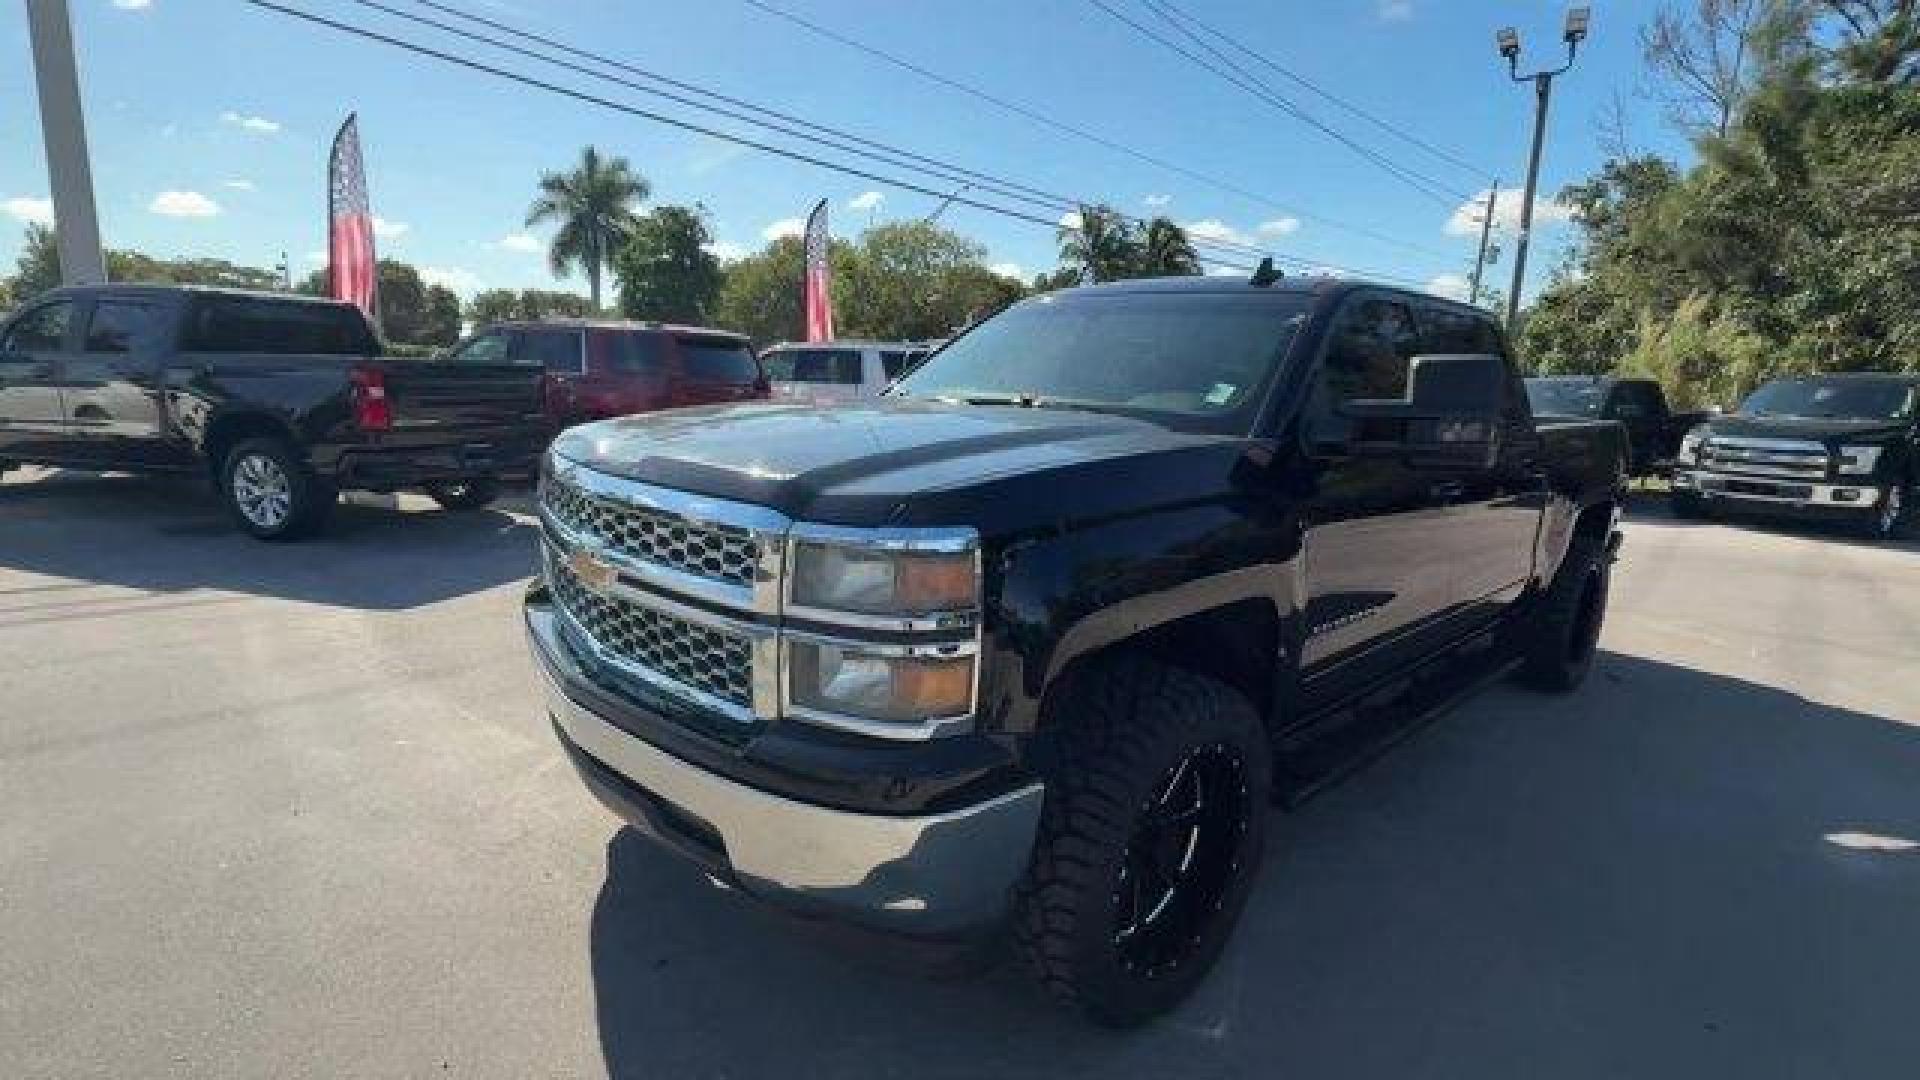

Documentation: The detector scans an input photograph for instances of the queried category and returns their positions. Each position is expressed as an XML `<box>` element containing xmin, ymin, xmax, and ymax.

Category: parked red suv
<box><xmin>444</xmin><ymin>320</ymin><xmax>769</xmax><ymax>429</ymax></box>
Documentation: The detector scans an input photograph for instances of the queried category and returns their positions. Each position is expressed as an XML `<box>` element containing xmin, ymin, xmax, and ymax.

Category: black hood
<box><xmin>1703</xmin><ymin>413</ymin><xmax>1908</xmax><ymax>445</ymax></box>
<box><xmin>551</xmin><ymin>399</ymin><xmax>1251</xmax><ymax>529</ymax></box>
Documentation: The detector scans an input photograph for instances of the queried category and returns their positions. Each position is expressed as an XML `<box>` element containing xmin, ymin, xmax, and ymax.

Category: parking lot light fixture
<box><xmin>1564</xmin><ymin>7</ymin><xmax>1591</xmax><ymax>46</ymax></box>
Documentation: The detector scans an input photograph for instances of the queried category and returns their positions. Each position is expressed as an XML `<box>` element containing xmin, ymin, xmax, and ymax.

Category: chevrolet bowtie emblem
<box><xmin>566</xmin><ymin>546</ymin><xmax>619</xmax><ymax>594</ymax></box>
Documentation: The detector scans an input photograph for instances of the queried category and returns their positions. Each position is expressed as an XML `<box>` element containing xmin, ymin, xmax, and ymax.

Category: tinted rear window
<box><xmin>678</xmin><ymin>336</ymin><xmax>758</xmax><ymax>382</ymax></box>
<box><xmin>587</xmin><ymin>329</ymin><xmax>667</xmax><ymax>374</ymax></box>
<box><xmin>182</xmin><ymin>297</ymin><xmax>375</xmax><ymax>354</ymax></box>
<box><xmin>764</xmin><ymin>348</ymin><xmax>862</xmax><ymax>384</ymax></box>
<box><xmin>520</xmin><ymin>328</ymin><xmax>584</xmax><ymax>372</ymax></box>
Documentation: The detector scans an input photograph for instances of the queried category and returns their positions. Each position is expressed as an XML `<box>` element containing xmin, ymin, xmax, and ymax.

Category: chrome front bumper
<box><xmin>1674</xmin><ymin>470</ymin><xmax>1882</xmax><ymax>507</ymax></box>
<box><xmin>528</xmin><ymin>605</ymin><xmax>1044</xmax><ymax>937</ymax></box>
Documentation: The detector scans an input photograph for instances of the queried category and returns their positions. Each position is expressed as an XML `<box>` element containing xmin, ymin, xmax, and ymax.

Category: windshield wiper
<box><xmin>935</xmin><ymin>392</ymin><xmax>1047</xmax><ymax>408</ymax></box>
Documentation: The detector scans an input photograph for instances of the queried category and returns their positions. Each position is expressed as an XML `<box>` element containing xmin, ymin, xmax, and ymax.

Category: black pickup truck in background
<box><xmin>0</xmin><ymin>284</ymin><xmax>548</xmax><ymax>539</ymax></box>
<box><xmin>1525</xmin><ymin>375</ymin><xmax>1709</xmax><ymax>476</ymax></box>
<box><xmin>1672</xmin><ymin>372</ymin><xmax>1918</xmax><ymax>541</ymax></box>
<box><xmin>524</xmin><ymin>276</ymin><xmax>1626</xmax><ymax>1025</ymax></box>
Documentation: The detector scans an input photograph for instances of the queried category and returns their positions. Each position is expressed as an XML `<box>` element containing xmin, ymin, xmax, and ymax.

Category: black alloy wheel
<box><xmin>1112</xmin><ymin>743</ymin><xmax>1253</xmax><ymax>980</ymax></box>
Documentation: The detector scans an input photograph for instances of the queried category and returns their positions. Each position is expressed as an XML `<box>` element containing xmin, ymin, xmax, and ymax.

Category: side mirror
<box><xmin>1338</xmin><ymin>353</ymin><xmax>1508</xmax><ymax>467</ymax></box>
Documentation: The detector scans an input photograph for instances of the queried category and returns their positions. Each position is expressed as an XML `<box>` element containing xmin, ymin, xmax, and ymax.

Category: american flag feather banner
<box><xmin>803</xmin><ymin>198</ymin><xmax>834</xmax><ymax>342</ymax></box>
<box><xmin>328</xmin><ymin>114</ymin><xmax>379</xmax><ymax>321</ymax></box>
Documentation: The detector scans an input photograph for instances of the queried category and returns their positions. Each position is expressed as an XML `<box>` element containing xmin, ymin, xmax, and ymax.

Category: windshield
<box><xmin>1526</xmin><ymin>379</ymin><xmax>1609</xmax><ymax>417</ymax></box>
<box><xmin>1740</xmin><ymin>378</ymin><xmax>1917</xmax><ymax>421</ymax></box>
<box><xmin>890</xmin><ymin>292</ymin><xmax>1310</xmax><ymax>431</ymax></box>
<box><xmin>678</xmin><ymin>337</ymin><xmax>759</xmax><ymax>383</ymax></box>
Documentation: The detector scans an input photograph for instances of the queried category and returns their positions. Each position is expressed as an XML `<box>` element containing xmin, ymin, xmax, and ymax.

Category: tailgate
<box><xmin>379</xmin><ymin>360</ymin><xmax>545</xmax><ymax>442</ymax></box>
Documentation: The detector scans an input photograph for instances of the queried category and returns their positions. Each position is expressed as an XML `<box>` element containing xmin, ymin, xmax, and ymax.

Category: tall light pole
<box><xmin>1496</xmin><ymin>7</ymin><xmax>1590</xmax><ymax>327</ymax></box>
<box><xmin>25</xmin><ymin>0</ymin><xmax>106</xmax><ymax>286</ymax></box>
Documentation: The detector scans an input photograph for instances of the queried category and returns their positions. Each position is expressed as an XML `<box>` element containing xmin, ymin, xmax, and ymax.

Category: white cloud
<box><xmin>1143</xmin><ymin>193</ymin><xmax>1172</xmax><ymax>208</ymax></box>
<box><xmin>1308</xmin><ymin>265</ymin><xmax>1349</xmax><ymax>279</ymax></box>
<box><xmin>1444</xmin><ymin>187</ymin><xmax>1575</xmax><ymax>237</ymax></box>
<box><xmin>220</xmin><ymin>111</ymin><xmax>280</xmax><ymax>134</ymax></box>
<box><xmin>762</xmin><ymin>217</ymin><xmax>805</xmax><ymax>242</ymax></box>
<box><xmin>112</xmin><ymin>0</ymin><xmax>152</xmax><ymax>9</ymax></box>
<box><xmin>4</xmin><ymin>196</ymin><xmax>55</xmax><ymax>226</ymax></box>
<box><xmin>223</xmin><ymin>179</ymin><xmax>255</xmax><ymax>192</ymax></box>
<box><xmin>1378</xmin><ymin>1</ymin><xmax>1414</xmax><ymax>22</ymax></box>
<box><xmin>847</xmin><ymin>190</ymin><xmax>884</xmax><ymax>212</ymax></box>
<box><xmin>496</xmin><ymin>231</ymin><xmax>540</xmax><ymax>253</ymax></box>
<box><xmin>149</xmin><ymin>190</ymin><xmax>220</xmax><ymax>218</ymax></box>
<box><xmin>1426</xmin><ymin>272</ymin><xmax>1471</xmax><ymax>300</ymax></box>
<box><xmin>685</xmin><ymin>136</ymin><xmax>749</xmax><ymax>177</ymax></box>
<box><xmin>371</xmin><ymin>216</ymin><xmax>409</xmax><ymax>240</ymax></box>
<box><xmin>989</xmin><ymin>262</ymin><xmax>1025</xmax><ymax>280</ymax></box>
<box><xmin>304</xmin><ymin>249</ymin><xmax>327</xmax><ymax>265</ymax></box>
<box><xmin>1059</xmin><ymin>210</ymin><xmax>1083</xmax><ymax>231</ymax></box>
<box><xmin>420</xmin><ymin>265</ymin><xmax>482</xmax><ymax>295</ymax></box>
<box><xmin>1206</xmin><ymin>264</ymin><xmax>1243</xmax><ymax>277</ymax></box>
<box><xmin>704</xmin><ymin>240</ymin><xmax>747</xmax><ymax>262</ymax></box>
<box><xmin>1257</xmin><ymin>216</ymin><xmax>1301</xmax><ymax>237</ymax></box>
<box><xmin>1183</xmin><ymin>218</ymin><xmax>1254</xmax><ymax>247</ymax></box>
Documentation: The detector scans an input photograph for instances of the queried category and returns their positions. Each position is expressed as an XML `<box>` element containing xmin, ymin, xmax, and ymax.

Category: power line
<box><xmin>1090</xmin><ymin>0</ymin><xmax>1470</xmax><ymax>208</ymax></box>
<box><xmin>735</xmin><ymin>0</ymin><xmax>1453</xmax><ymax>261</ymax></box>
<box><xmin>234</xmin><ymin>1</ymin><xmax>1253</xmax><ymax>275</ymax></box>
<box><xmin>367</xmin><ymin>0</ymin><xmax>1375</xmax><ymax>273</ymax></box>
<box><xmin>1145</xmin><ymin>0</ymin><xmax>1490</xmax><ymax>181</ymax></box>
<box><xmin>240</xmin><ymin>1</ymin><xmax>1432</xmax><ymax>287</ymax></box>
<box><xmin>376</xmin><ymin>0</ymin><xmax>1282</xmax><ymax>267</ymax></box>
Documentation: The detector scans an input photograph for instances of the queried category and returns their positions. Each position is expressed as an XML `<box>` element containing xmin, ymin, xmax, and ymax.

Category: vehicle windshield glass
<box><xmin>678</xmin><ymin>336</ymin><xmax>759</xmax><ymax>382</ymax></box>
<box><xmin>890</xmin><ymin>292</ymin><xmax>1311</xmax><ymax>432</ymax></box>
<box><xmin>1740</xmin><ymin>378</ymin><xmax>1917</xmax><ymax>421</ymax></box>
<box><xmin>763</xmin><ymin>348</ymin><xmax>861</xmax><ymax>384</ymax></box>
<box><xmin>1526</xmin><ymin>379</ymin><xmax>1609</xmax><ymax>417</ymax></box>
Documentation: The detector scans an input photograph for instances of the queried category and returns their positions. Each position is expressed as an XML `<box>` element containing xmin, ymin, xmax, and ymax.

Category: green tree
<box><xmin>613</xmin><ymin>204</ymin><xmax>724</xmax><ymax>323</ymax></box>
<box><xmin>714</xmin><ymin>235</ymin><xmax>863</xmax><ymax>345</ymax></box>
<box><xmin>1137</xmin><ymin>217</ymin><xmax>1202</xmax><ymax>276</ymax></box>
<box><xmin>1031</xmin><ymin>267</ymin><xmax>1082</xmax><ymax>293</ymax></box>
<box><xmin>525</xmin><ymin>145</ymin><xmax>649</xmax><ymax>312</ymax></box>
<box><xmin>1058</xmin><ymin>203</ymin><xmax>1141</xmax><ymax>283</ymax></box>
<box><xmin>841</xmin><ymin>221</ymin><xmax>1013</xmax><ymax>339</ymax></box>
<box><xmin>464</xmin><ymin>288</ymin><xmax>593</xmax><ymax>326</ymax></box>
<box><xmin>10</xmin><ymin>224</ymin><xmax>61</xmax><ymax>300</ymax></box>
<box><xmin>372</xmin><ymin>260</ymin><xmax>462</xmax><ymax>347</ymax></box>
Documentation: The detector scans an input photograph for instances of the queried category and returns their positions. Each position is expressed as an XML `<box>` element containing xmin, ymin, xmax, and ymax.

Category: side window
<box><xmin>1314</xmin><ymin>295</ymin><xmax>1418</xmax><ymax>442</ymax></box>
<box><xmin>1612</xmin><ymin>385</ymin><xmax>1646</xmax><ymax>418</ymax></box>
<box><xmin>4</xmin><ymin>301</ymin><xmax>75</xmax><ymax>352</ymax></box>
<box><xmin>83</xmin><ymin>299</ymin><xmax>165</xmax><ymax>353</ymax></box>
<box><xmin>879</xmin><ymin>350</ymin><xmax>910</xmax><ymax>381</ymax></box>
<box><xmin>1418</xmin><ymin>303</ymin><xmax>1498</xmax><ymax>355</ymax></box>
<box><xmin>448</xmin><ymin>332</ymin><xmax>514</xmax><ymax>366</ymax></box>
<box><xmin>522</xmin><ymin>328</ymin><xmax>585</xmax><ymax>373</ymax></box>
<box><xmin>587</xmin><ymin>330</ymin><xmax>666</xmax><ymax>375</ymax></box>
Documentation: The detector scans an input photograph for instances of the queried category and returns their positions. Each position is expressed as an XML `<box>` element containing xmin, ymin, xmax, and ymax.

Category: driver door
<box><xmin>0</xmin><ymin>297</ymin><xmax>79</xmax><ymax>460</ymax></box>
<box><xmin>1298</xmin><ymin>292</ymin><xmax>1458</xmax><ymax>680</ymax></box>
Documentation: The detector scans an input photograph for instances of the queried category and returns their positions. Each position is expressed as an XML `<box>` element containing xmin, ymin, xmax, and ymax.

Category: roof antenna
<box><xmin>1249</xmin><ymin>257</ymin><xmax>1281</xmax><ymax>287</ymax></box>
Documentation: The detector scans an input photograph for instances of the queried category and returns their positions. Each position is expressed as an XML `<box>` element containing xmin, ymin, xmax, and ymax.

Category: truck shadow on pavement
<box><xmin>0</xmin><ymin>469</ymin><xmax>538</xmax><ymax>610</ymax></box>
<box><xmin>587</xmin><ymin>650</ymin><xmax>1920</xmax><ymax>1079</ymax></box>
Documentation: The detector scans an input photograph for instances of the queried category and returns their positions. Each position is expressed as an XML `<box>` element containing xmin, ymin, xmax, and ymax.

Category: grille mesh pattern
<box><xmin>548</xmin><ymin>549</ymin><xmax>754</xmax><ymax>709</ymax></box>
<box><xmin>544</xmin><ymin>479</ymin><xmax>760</xmax><ymax>587</ymax></box>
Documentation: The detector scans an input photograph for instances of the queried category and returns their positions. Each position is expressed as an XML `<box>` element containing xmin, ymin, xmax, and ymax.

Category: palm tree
<box><xmin>525</xmin><ymin>146</ymin><xmax>650</xmax><ymax>311</ymax></box>
<box><xmin>1139</xmin><ymin>217</ymin><xmax>1202</xmax><ymax>277</ymax></box>
<box><xmin>1057</xmin><ymin>203</ymin><xmax>1141</xmax><ymax>283</ymax></box>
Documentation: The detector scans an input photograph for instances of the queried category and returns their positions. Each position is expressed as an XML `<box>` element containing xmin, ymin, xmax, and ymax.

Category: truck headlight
<box><xmin>787</xmin><ymin>640</ymin><xmax>975</xmax><ymax>731</ymax></box>
<box><xmin>1679</xmin><ymin>427</ymin><xmax>1707</xmax><ymax>463</ymax></box>
<box><xmin>789</xmin><ymin>535</ymin><xmax>978</xmax><ymax>616</ymax></box>
<box><xmin>1837</xmin><ymin>445</ymin><xmax>1883</xmax><ymax>475</ymax></box>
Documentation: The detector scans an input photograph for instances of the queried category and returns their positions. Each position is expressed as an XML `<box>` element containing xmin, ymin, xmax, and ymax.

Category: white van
<box><xmin>760</xmin><ymin>340</ymin><xmax>936</xmax><ymax>403</ymax></box>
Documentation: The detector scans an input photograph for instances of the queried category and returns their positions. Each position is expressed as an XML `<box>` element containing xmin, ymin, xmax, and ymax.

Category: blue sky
<box><xmin>2</xmin><ymin>0</ymin><xmax>1686</xmax><ymax>304</ymax></box>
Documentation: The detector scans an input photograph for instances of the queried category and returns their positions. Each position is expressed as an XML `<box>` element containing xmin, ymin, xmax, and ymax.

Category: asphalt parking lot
<box><xmin>4</xmin><ymin>467</ymin><xmax>1918</xmax><ymax>1079</ymax></box>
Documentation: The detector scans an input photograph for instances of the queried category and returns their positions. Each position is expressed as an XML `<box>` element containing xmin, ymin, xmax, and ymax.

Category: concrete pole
<box><xmin>1468</xmin><ymin>182</ymin><xmax>1498</xmax><ymax>306</ymax></box>
<box><xmin>25</xmin><ymin>0</ymin><xmax>107</xmax><ymax>286</ymax></box>
<box><xmin>1506</xmin><ymin>72</ymin><xmax>1553</xmax><ymax>327</ymax></box>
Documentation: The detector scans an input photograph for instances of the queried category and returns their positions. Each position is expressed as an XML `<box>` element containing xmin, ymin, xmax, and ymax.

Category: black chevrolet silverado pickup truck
<box><xmin>1671</xmin><ymin>372</ymin><xmax>1918</xmax><ymax>541</ymax></box>
<box><xmin>524</xmin><ymin>277</ymin><xmax>1626</xmax><ymax>1024</ymax></box>
<box><xmin>0</xmin><ymin>284</ymin><xmax>547</xmax><ymax>539</ymax></box>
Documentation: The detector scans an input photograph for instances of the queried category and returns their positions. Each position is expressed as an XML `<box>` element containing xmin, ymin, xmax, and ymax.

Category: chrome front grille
<box><xmin>544</xmin><ymin>477</ymin><xmax>761</xmax><ymax>588</ymax></box>
<box><xmin>1699</xmin><ymin>437</ymin><xmax>1829</xmax><ymax>480</ymax></box>
<box><xmin>547</xmin><ymin>545</ymin><xmax>755</xmax><ymax>710</ymax></box>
